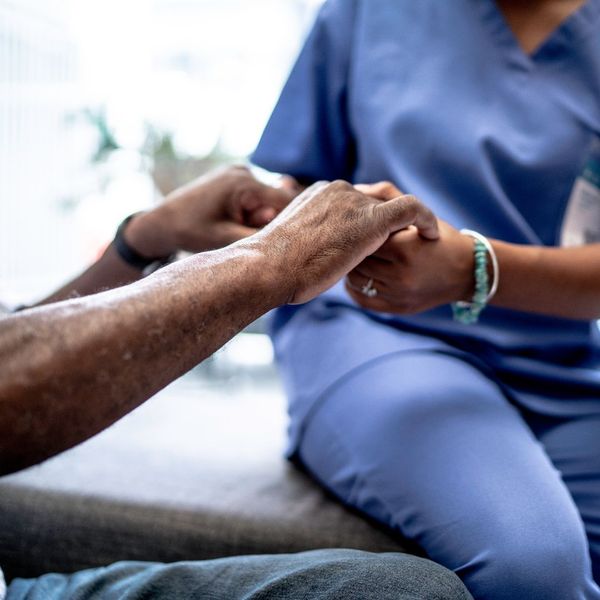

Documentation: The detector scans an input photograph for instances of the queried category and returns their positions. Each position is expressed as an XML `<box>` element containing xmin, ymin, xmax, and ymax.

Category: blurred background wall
<box><xmin>0</xmin><ymin>0</ymin><xmax>323</xmax><ymax>306</ymax></box>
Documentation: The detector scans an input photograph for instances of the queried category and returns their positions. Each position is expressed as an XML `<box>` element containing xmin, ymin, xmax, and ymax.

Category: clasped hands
<box><xmin>345</xmin><ymin>182</ymin><xmax>475</xmax><ymax>314</ymax></box>
<box><xmin>125</xmin><ymin>166</ymin><xmax>474</xmax><ymax>313</ymax></box>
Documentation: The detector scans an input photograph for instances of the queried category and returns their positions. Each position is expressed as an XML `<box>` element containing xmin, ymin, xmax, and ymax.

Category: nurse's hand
<box><xmin>254</xmin><ymin>180</ymin><xmax>439</xmax><ymax>305</ymax></box>
<box><xmin>346</xmin><ymin>188</ymin><xmax>474</xmax><ymax>314</ymax></box>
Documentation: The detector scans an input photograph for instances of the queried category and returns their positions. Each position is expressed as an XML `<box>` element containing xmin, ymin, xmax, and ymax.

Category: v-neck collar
<box><xmin>480</xmin><ymin>0</ymin><xmax>600</xmax><ymax>71</ymax></box>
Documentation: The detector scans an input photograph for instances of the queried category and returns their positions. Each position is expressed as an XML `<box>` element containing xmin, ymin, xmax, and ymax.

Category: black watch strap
<box><xmin>113</xmin><ymin>213</ymin><xmax>174</xmax><ymax>272</ymax></box>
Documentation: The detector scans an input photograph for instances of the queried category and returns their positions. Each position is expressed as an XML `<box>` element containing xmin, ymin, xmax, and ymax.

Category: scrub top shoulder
<box><xmin>252</xmin><ymin>0</ymin><xmax>600</xmax><ymax>426</ymax></box>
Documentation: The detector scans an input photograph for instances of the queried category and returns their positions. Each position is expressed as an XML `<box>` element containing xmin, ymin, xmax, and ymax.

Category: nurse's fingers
<box><xmin>346</xmin><ymin>270</ymin><xmax>386</xmax><ymax>294</ymax></box>
<box><xmin>345</xmin><ymin>277</ymin><xmax>421</xmax><ymax>315</ymax></box>
<box><xmin>374</xmin><ymin>194</ymin><xmax>439</xmax><ymax>241</ymax></box>
<box><xmin>355</xmin><ymin>183</ymin><xmax>439</xmax><ymax>241</ymax></box>
<box><xmin>345</xmin><ymin>279</ymin><xmax>396</xmax><ymax>312</ymax></box>
<box><xmin>355</xmin><ymin>181</ymin><xmax>403</xmax><ymax>200</ymax></box>
<box><xmin>371</xmin><ymin>227</ymin><xmax>418</xmax><ymax>261</ymax></box>
<box><xmin>350</xmin><ymin>257</ymin><xmax>392</xmax><ymax>281</ymax></box>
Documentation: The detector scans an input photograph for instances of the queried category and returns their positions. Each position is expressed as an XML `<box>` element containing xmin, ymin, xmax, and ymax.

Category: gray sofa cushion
<box><xmin>0</xmin><ymin>379</ymin><xmax>413</xmax><ymax>581</ymax></box>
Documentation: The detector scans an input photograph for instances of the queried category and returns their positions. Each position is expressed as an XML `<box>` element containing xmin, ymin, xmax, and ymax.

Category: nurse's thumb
<box><xmin>375</xmin><ymin>194</ymin><xmax>439</xmax><ymax>241</ymax></box>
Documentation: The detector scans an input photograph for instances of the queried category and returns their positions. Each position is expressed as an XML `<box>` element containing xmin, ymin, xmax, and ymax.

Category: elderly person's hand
<box><xmin>252</xmin><ymin>180</ymin><xmax>439</xmax><ymax>304</ymax></box>
<box><xmin>123</xmin><ymin>166</ymin><xmax>295</xmax><ymax>258</ymax></box>
<box><xmin>344</xmin><ymin>182</ymin><xmax>472</xmax><ymax>314</ymax></box>
<box><xmin>0</xmin><ymin>178</ymin><xmax>436</xmax><ymax>473</ymax></box>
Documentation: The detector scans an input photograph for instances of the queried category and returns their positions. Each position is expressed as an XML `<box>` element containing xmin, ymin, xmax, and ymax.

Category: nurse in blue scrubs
<box><xmin>252</xmin><ymin>1</ymin><xmax>600</xmax><ymax>598</ymax></box>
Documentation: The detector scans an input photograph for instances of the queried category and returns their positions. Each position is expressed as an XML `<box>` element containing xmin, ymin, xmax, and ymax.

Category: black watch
<box><xmin>113</xmin><ymin>213</ymin><xmax>175</xmax><ymax>272</ymax></box>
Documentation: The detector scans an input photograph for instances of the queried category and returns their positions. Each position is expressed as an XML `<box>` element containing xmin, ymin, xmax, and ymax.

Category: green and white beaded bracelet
<box><xmin>452</xmin><ymin>229</ymin><xmax>499</xmax><ymax>325</ymax></box>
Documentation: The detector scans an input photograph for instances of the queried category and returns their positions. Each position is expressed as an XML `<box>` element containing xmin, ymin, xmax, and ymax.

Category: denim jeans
<box><xmin>6</xmin><ymin>549</ymin><xmax>472</xmax><ymax>599</ymax></box>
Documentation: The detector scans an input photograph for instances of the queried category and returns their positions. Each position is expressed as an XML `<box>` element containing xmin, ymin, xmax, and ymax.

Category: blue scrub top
<box><xmin>252</xmin><ymin>0</ymin><xmax>600</xmax><ymax>436</ymax></box>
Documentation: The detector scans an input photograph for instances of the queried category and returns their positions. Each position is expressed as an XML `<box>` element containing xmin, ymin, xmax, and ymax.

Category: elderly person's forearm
<box><xmin>35</xmin><ymin>167</ymin><xmax>295</xmax><ymax>306</ymax></box>
<box><xmin>0</xmin><ymin>181</ymin><xmax>437</xmax><ymax>475</ymax></box>
<box><xmin>0</xmin><ymin>247</ymin><xmax>277</xmax><ymax>475</ymax></box>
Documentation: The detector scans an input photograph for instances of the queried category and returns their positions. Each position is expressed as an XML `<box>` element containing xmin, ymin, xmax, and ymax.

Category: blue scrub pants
<box><xmin>297</xmin><ymin>352</ymin><xmax>600</xmax><ymax>600</ymax></box>
<box><xmin>6</xmin><ymin>549</ymin><xmax>471</xmax><ymax>599</ymax></box>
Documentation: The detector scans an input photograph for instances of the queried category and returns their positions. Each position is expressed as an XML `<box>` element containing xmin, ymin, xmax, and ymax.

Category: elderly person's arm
<box><xmin>0</xmin><ymin>181</ymin><xmax>437</xmax><ymax>475</ymax></box>
<box><xmin>38</xmin><ymin>166</ymin><xmax>293</xmax><ymax>305</ymax></box>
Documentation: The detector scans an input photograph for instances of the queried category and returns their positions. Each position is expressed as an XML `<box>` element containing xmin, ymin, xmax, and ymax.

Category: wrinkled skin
<box><xmin>0</xmin><ymin>178</ymin><xmax>437</xmax><ymax>474</ymax></box>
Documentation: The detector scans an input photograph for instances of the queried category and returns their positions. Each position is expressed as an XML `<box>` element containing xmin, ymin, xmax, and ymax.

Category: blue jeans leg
<box><xmin>6</xmin><ymin>549</ymin><xmax>472</xmax><ymax>600</ymax></box>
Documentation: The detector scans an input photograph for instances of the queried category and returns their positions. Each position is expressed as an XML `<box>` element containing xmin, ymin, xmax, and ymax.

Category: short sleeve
<box><xmin>251</xmin><ymin>0</ymin><xmax>358</xmax><ymax>183</ymax></box>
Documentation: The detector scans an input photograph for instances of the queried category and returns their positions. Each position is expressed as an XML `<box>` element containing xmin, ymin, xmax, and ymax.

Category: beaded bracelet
<box><xmin>451</xmin><ymin>229</ymin><xmax>499</xmax><ymax>325</ymax></box>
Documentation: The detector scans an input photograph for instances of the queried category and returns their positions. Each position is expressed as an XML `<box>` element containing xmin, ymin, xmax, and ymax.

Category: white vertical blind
<box><xmin>0</xmin><ymin>0</ymin><xmax>325</xmax><ymax>307</ymax></box>
<box><xmin>0</xmin><ymin>0</ymin><xmax>80</xmax><ymax>304</ymax></box>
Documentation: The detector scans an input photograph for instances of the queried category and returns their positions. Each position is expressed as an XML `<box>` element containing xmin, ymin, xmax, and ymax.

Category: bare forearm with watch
<box><xmin>38</xmin><ymin>166</ymin><xmax>294</xmax><ymax>305</ymax></box>
<box><xmin>0</xmin><ymin>180</ymin><xmax>438</xmax><ymax>475</ymax></box>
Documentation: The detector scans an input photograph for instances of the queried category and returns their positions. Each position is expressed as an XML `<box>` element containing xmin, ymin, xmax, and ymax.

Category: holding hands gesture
<box><xmin>252</xmin><ymin>180</ymin><xmax>439</xmax><ymax>305</ymax></box>
<box><xmin>346</xmin><ymin>182</ymin><xmax>474</xmax><ymax>315</ymax></box>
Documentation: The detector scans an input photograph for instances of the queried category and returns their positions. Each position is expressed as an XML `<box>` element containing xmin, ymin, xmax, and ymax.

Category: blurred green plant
<box><xmin>77</xmin><ymin>106</ymin><xmax>239</xmax><ymax>195</ymax></box>
<box><xmin>82</xmin><ymin>107</ymin><xmax>120</xmax><ymax>163</ymax></box>
<box><xmin>141</xmin><ymin>123</ymin><xmax>178</xmax><ymax>162</ymax></box>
